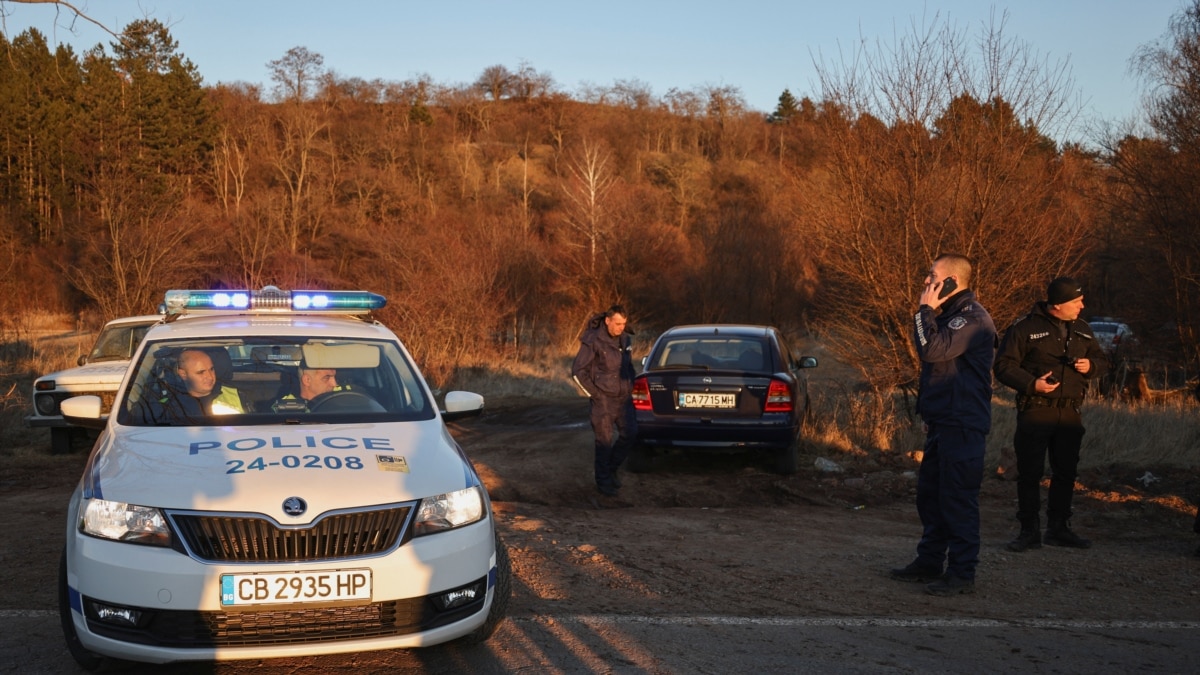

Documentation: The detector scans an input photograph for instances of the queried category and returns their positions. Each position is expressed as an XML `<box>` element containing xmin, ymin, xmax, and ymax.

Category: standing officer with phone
<box><xmin>891</xmin><ymin>253</ymin><xmax>997</xmax><ymax>596</ymax></box>
<box><xmin>994</xmin><ymin>277</ymin><xmax>1108</xmax><ymax>552</ymax></box>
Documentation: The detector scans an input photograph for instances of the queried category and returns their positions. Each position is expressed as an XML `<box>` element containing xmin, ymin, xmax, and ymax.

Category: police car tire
<box><xmin>58</xmin><ymin>549</ymin><xmax>107</xmax><ymax>671</ymax></box>
<box><xmin>459</xmin><ymin>532</ymin><xmax>512</xmax><ymax>645</ymax></box>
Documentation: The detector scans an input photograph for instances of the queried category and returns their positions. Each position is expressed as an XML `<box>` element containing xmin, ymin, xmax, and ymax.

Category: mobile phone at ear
<box><xmin>938</xmin><ymin>277</ymin><xmax>958</xmax><ymax>299</ymax></box>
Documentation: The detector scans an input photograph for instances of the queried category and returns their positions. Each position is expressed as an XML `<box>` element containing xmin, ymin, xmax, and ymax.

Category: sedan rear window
<box><xmin>651</xmin><ymin>338</ymin><xmax>767</xmax><ymax>371</ymax></box>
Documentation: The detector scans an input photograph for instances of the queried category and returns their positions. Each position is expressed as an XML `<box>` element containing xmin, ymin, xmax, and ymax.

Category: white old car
<box><xmin>57</xmin><ymin>287</ymin><xmax>508</xmax><ymax>669</ymax></box>
<box><xmin>26</xmin><ymin>314</ymin><xmax>161</xmax><ymax>454</ymax></box>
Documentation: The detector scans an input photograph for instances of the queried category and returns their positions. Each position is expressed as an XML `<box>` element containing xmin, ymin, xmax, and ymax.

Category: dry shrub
<box><xmin>801</xmin><ymin>387</ymin><xmax>922</xmax><ymax>458</ymax></box>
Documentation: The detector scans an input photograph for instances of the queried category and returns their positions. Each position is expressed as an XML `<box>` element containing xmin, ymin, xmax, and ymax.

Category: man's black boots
<box><xmin>1006</xmin><ymin>519</ymin><xmax>1042</xmax><ymax>552</ymax></box>
<box><xmin>1045</xmin><ymin>517</ymin><xmax>1091</xmax><ymax>549</ymax></box>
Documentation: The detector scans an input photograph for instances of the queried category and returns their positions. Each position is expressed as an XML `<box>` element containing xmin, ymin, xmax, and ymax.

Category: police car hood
<box><xmin>85</xmin><ymin>420</ymin><xmax>478</xmax><ymax>522</ymax></box>
<box><xmin>40</xmin><ymin>360</ymin><xmax>131</xmax><ymax>386</ymax></box>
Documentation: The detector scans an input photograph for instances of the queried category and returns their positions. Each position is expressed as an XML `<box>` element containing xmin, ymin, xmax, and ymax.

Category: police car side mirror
<box><xmin>61</xmin><ymin>395</ymin><xmax>107</xmax><ymax>430</ymax></box>
<box><xmin>441</xmin><ymin>391</ymin><xmax>484</xmax><ymax>421</ymax></box>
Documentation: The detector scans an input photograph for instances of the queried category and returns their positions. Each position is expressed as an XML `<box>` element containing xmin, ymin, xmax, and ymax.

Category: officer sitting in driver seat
<box><xmin>271</xmin><ymin>365</ymin><xmax>346</xmax><ymax>412</ymax></box>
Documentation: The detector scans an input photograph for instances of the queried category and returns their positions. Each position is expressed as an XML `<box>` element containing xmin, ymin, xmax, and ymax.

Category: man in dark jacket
<box><xmin>571</xmin><ymin>305</ymin><xmax>636</xmax><ymax>496</ymax></box>
<box><xmin>891</xmin><ymin>253</ymin><xmax>997</xmax><ymax>597</ymax></box>
<box><xmin>994</xmin><ymin>277</ymin><xmax>1108</xmax><ymax>552</ymax></box>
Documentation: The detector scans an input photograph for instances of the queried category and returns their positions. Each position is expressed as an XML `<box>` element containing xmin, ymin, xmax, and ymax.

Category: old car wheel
<box><xmin>459</xmin><ymin>533</ymin><xmax>512</xmax><ymax>644</ymax></box>
<box><xmin>59</xmin><ymin>550</ymin><xmax>106</xmax><ymax>672</ymax></box>
<box><xmin>51</xmin><ymin>427</ymin><xmax>73</xmax><ymax>455</ymax></box>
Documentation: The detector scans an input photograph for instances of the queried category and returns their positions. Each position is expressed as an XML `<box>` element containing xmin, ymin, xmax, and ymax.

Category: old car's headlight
<box><xmin>413</xmin><ymin>486</ymin><xmax>484</xmax><ymax>535</ymax></box>
<box><xmin>35</xmin><ymin>393</ymin><xmax>58</xmax><ymax>415</ymax></box>
<box><xmin>81</xmin><ymin>499</ymin><xmax>171</xmax><ymax>546</ymax></box>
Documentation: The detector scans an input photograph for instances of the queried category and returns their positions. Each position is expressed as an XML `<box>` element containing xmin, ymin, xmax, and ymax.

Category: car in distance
<box><xmin>25</xmin><ymin>314</ymin><xmax>161</xmax><ymax>454</ymax></box>
<box><xmin>630</xmin><ymin>324</ymin><xmax>818</xmax><ymax>474</ymax></box>
<box><xmin>1087</xmin><ymin>318</ymin><xmax>1136</xmax><ymax>355</ymax></box>
<box><xmin>57</xmin><ymin>287</ymin><xmax>509</xmax><ymax>670</ymax></box>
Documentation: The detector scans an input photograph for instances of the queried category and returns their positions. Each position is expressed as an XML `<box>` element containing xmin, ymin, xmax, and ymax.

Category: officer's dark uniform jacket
<box><xmin>571</xmin><ymin>317</ymin><xmax>634</xmax><ymax>400</ymax></box>
<box><xmin>994</xmin><ymin>302</ymin><xmax>1108</xmax><ymax>408</ymax></box>
<box><xmin>913</xmin><ymin>290</ymin><xmax>997</xmax><ymax>434</ymax></box>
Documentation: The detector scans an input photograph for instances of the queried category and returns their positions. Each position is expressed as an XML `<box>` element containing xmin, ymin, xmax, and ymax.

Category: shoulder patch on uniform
<box><xmin>948</xmin><ymin>316</ymin><xmax>968</xmax><ymax>330</ymax></box>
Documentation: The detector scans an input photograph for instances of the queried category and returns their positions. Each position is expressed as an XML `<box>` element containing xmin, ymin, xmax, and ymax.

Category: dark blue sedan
<box><xmin>630</xmin><ymin>325</ymin><xmax>818</xmax><ymax>474</ymax></box>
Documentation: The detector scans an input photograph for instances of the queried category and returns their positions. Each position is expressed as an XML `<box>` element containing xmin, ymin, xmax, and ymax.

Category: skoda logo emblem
<box><xmin>282</xmin><ymin>497</ymin><xmax>307</xmax><ymax>516</ymax></box>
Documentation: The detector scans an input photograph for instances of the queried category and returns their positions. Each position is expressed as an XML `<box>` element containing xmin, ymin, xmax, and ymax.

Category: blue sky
<box><xmin>0</xmin><ymin>1</ymin><xmax>1188</xmax><ymax>138</ymax></box>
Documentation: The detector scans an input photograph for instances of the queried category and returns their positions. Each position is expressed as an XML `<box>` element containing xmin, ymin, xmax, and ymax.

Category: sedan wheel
<box><xmin>775</xmin><ymin>440</ymin><xmax>799</xmax><ymax>475</ymax></box>
<box><xmin>626</xmin><ymin>444</ymin><xmax>656</xmax><ymax>473</ymax></box>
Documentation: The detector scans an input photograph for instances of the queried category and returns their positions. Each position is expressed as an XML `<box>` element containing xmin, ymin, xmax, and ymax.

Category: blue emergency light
<box><xmin>163</xmin><ymin>287</ymin><xmax>386</xmax><ymax>315</ymax></box>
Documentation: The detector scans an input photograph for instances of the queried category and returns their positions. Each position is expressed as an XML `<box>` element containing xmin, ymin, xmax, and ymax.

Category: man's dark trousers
<box><xmin>1013</xmin><ymin>406</ymin><xmax>1084</xmax><ymax>524</ymax></box>
<box><xmin>591</xmin><ymin>394</ymin><xmax>635</xmax><ymax>489</ymax></box>
<box><xmin>915</xmin><ymin>425</ymin><xmax>985</xmax><ymax>580</ymax></box>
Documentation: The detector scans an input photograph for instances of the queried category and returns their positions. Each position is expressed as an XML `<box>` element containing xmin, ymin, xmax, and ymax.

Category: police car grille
<box><xmin>83</xmin><ymin>583</ymin><xmax>488</xmax><ymax>647</ymax></box>
<box><xmin>172</xmin><ymin>507</ymin><xmax>410</xmax><ymax>562</ymax></box>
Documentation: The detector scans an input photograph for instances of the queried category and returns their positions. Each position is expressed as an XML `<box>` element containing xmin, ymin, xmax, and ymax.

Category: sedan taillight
<box><xmin>632</xmin><ymin>378</ymin><xmax>652</xmax><ymax>411</ymax></box>
<box><xmin>764</xmin><ymin>379</ymin><xmax>793</xmax><ymax>413</ymax></box>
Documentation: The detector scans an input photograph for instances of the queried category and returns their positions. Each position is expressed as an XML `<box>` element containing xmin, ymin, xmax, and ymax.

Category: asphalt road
<box><xmin>6</xmin><ymin>597</ymin><xmax>1198</xmax><ymax>673</ymax></box>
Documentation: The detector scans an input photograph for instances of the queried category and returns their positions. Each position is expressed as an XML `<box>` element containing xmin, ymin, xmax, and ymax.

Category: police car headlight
<box><xmin>413</xmin><ymin>487</ymin><xmax>484</xmax><ymax>535</ymax></box>
<box><xmin>81</xmin><ymin>499</ymin><xmax>171</xmax><ymax>546</ymax></box>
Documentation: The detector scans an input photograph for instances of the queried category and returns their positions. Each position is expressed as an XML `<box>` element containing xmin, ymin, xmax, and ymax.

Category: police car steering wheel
<box><xmin>308</xmin><ymin>390</ymin><xmax>385</xmax><ymax>413</ymax></box>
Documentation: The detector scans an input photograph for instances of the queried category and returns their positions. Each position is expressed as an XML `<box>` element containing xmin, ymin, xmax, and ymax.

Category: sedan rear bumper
<box><xmin>635</xmin><ymin>416</ymin><xmax>797</xmax><ymax>449</ymax></box>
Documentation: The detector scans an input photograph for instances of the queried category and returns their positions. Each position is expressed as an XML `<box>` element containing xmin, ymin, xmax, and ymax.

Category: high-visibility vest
<box><xmin>209</xmin><ymin>386</ymin><xmax>244</xmax><ymax>415</ymax></box>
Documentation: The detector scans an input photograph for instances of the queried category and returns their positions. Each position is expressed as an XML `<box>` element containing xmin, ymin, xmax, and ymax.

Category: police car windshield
<box><xmin>116</xmin><ymin>337</ymin><xmax>435</xmax><ymax>426</ymax></box>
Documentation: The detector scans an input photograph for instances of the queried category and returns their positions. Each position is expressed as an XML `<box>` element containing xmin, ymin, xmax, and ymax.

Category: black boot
<box><xmin>1045</xmin><ymin>517</ymin><xmax>1091</xmax><ymax>549</ymax></box>
<box><xmin>1006</xmin><ymin>517</ymin><xmax>1041</xmax><ymax>552</ymax></box>
<box><xmin>1006</xmin><ymin>528</ymin><xmax>1041</xmax><ymax>552</ymax></box>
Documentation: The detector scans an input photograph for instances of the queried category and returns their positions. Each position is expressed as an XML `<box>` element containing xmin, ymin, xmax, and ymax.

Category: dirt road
<box><xmin>2</xmin><ymin>396</ymin><xmax>1199</xmax><ymax>673</ymax></box>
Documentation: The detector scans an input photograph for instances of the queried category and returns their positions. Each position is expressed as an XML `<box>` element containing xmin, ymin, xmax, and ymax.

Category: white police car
<box><xmin>57</xmin><ymin>287</ymin><xmax>509</xmax><ymax>669</ymax></box>
<box><xmin>25</xmin><ymin>314</ymin><xmax>161</xmax><ymax>454</ymax></box>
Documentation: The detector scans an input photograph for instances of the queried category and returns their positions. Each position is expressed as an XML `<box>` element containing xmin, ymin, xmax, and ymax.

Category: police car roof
<box><xmin>144</xmin><ymin>313</ymin><xmax>397</xmax><ymax>342</ymax></box>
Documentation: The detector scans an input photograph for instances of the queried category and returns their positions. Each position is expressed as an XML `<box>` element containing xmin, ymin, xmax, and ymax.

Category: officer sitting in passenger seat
<box><xmin>139</xmin><ymin>349</ymin><xmax>246</xmax><ymax>423</ymax></box>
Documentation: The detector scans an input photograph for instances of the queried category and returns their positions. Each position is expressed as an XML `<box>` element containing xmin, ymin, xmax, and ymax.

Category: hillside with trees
<box><xmin>1</xmin><ymin>9</ymin><xmax>1198</xmax><ymax>388</ymax></box>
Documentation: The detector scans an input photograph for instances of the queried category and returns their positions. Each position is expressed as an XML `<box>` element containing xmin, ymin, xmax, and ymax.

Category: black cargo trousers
<box><xmin>1013</xmin><ymin>402</ymin><xmax>1085</xmax><ymax>525</ymax></box>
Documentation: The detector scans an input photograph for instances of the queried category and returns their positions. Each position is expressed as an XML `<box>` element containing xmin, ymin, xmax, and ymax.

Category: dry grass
<box><xmin>802</xmin><ymin>387</ymin><xmax>1200</xmax><ymax>472</ymax></box>
<box><xmin>0</xmin><ymin>328</ymin><xmax>94</xmax><ymax>451</ymax></box>
<box><xmin>447</xmin><ymin>354</ymin><xmax>579</xmax><ymax>400</ymax></box>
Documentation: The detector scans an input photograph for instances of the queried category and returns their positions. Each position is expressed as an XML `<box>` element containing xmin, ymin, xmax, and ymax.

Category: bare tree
<box><xmin>560</xmin><ymin>138</ymin><xmax>617</xmax><ymax>302</ymax></box>
<box><xmin>475</xmin><ymin>64</ymin><xmax>513</xmax><ymax>101</ymax></box>
<box><xmin>804</xmin><ymin>10</ymin><xmax>1088</xmax><ymax>391</ymax></box>
<box><xmin>1</xmin><ymin>0</ymin><xmax>123</xmax><ymax>40</ymax></box>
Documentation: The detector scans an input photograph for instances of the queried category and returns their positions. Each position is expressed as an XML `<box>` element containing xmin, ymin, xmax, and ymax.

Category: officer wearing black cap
<box><xmin>994</xmin><ymin>276</ymin><xmax>1109</xmax><ymax>552</ymax></box>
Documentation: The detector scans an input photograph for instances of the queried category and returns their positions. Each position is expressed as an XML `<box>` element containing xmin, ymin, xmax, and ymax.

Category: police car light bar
<box><xmin>163</xmin><ymin>287</ymin><xmax>386</xmax><ymax>315</ymax></box>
